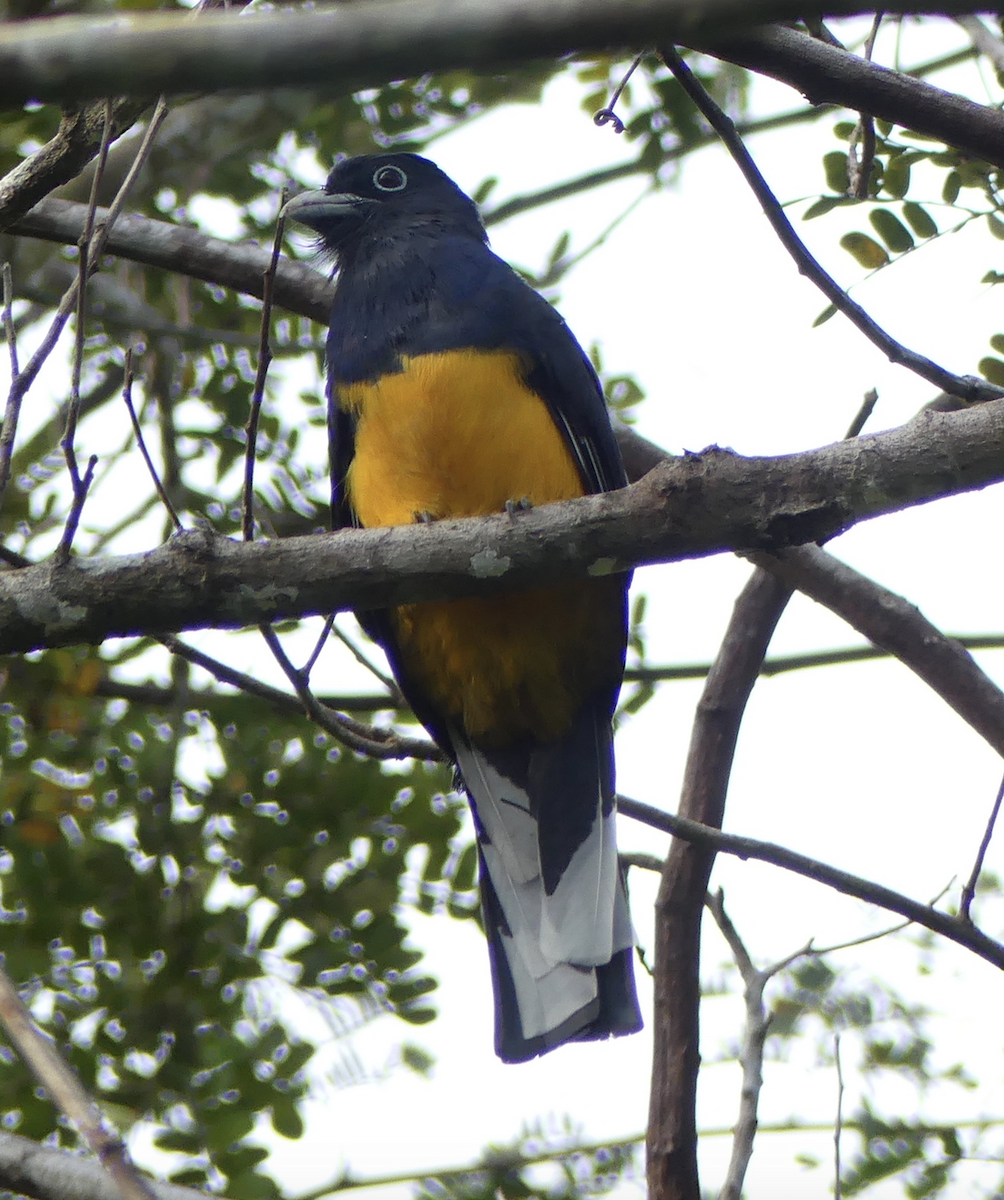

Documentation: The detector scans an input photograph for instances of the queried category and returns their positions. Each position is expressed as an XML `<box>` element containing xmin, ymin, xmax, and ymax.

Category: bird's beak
<box><xmin>281</xmin><ymin>189</ymin><xmax>375</xmax><ymax>233</ymax></box>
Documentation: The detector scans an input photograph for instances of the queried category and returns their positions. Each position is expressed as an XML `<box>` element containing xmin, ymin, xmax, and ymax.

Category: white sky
<box><xmin>8</xmin><ymin>16</ymin><xmax>1004</xmax><ymax>1200</ymax></box>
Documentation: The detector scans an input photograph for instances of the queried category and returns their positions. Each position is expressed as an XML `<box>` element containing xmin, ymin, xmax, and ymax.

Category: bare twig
<box><xmin>122</xmin><ymin>351</ymin><xmax>182</xmax><ymax>532</ymax></box>
<box><xmin>258</xmin><ymin>624</ymin><xmax>442</xmax><ymax>761</ymax></box>
<box><xmin>844</xmin><ymin>388</ymin><xmax>878</xmax><ymax>439</ymax></box>
<box><xmin>658</xmin><ymin>44</ymin><xmax>1002</xmax><ymax>406</ymax></box>
<box><xmin>708</xmin><ymin>890</ymin><xmax>811</xmax><ymax>1200</ymax></box>
<box><xmin>54</xmin><ymin>453</ymin><xmax>97</xmax><ymax>562</ymax></box>
<box><xmin>847</xmin><ymin>14</ymin><xmax>882</xmax><ymax>199</ymax></box>
<box><xmin>834</xmin><ymin>1034</ymin><xmax>845</xmax><ymax>1200</ymax></box>
<box><xmin>2</xmin><ymin>262</ymin><xmax>18</xmax><ymax>380</ymax></box>
<box><xmin>593</xmin><ymin>52</ymin><xmax>646</xmax><ymax>133</ymax></box>
<box><xmin>330</xmin><ymin>619</ymin><xmax>403</xmax><ymax>702</ymax></box>
<box><xmin>2</xmin><ymin>99</ymin><xmax>169</xmax><ymax>453</ymax></box>
<box><xmin>0</xmin><ymin>263</ymin><xmax>24</xmax><ymax>516</ymax></box>
<box><xmin>749</xmin><ymin>544</ymin><xmax>1004</xmax><ymax>760</ymax></box>
<box><xmin>960</xmin><ymin>769</ymin><xmax>1004</xmax><ymax>923</ymax></box>
<box><xmin>243</xmin><ymin>195</ymin><xmax>287</xmax><ymax>542</ymax></box>
<box><xmin>956</xmin><ymin>14</ymin><xmax>1004</xmax><ymax>73</ymax></box>
<box><xmin>618</xmin><ymin>795</ymin><xmax>1004</xmax><ymax>972</ymax></box>
<box><xmin>648</xmin><ymin>568</ymin><xmax>792</xmax><ymax>1200</ymax></box>
<box><xmin>0</xmin><ymin>965</ymin><xmax>157</xmax><ymax>1200</ymax></box>
<box><xmin>302</xmin><ymin>612</ymin><xmax>337</xmax><ymax>679</ymax></box>
<box><xmin>64</xmin><ymin>100</ymin><xmax>114</xmax><ymax>492</ymax></box>
<box><xmin>625</xmin><ymin>633</ymin><xmax>1004</xmax><ymax>685</ymax></box>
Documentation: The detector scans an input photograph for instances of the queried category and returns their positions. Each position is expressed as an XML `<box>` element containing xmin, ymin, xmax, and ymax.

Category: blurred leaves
<box><xmin>0</xmin><ymin>644</ymin><xmax>460</xmax><ymax>1188</ymax></box>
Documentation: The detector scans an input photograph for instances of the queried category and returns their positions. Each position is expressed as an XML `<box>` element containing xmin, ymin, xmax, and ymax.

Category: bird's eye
<box><xmin>372</xmin><ymin>165</ymin><xmax>408</xmax><ymax>193</ymax></box>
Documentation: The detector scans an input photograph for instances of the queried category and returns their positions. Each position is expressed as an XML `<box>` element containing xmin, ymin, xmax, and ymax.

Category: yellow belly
<box><xmin>338</xmin><ymin>349</ymin><xmax>621</xmax><ymax>745</ymax></box>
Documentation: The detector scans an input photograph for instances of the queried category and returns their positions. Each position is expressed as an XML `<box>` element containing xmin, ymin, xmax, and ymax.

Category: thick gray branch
<box><xmin>0</xmin><ymin>401</ymin><xmax>1002</xmax><ymax>654</ymax></box>
<box><xmin>0</xmin><ymin>0</ymin><xmax>996</xmax><ymax>107</ymax></box>
<box><xmin>12</xmin><ymin>199</ymin><xmax>332</xmax><ymax>322</ymax></box>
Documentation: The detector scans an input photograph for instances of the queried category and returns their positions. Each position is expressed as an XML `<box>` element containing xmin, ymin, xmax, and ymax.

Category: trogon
<box><xmin>283</xmin><ymin>153</ymin><xmax>642</xmax><ymax>1062</ymax></box>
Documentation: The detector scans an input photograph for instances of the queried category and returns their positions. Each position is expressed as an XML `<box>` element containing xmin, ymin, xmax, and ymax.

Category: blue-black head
<box><xmin>282</xmin><ymin>153</ymin><xmax>487</xmax><ymax>260</ymax></box>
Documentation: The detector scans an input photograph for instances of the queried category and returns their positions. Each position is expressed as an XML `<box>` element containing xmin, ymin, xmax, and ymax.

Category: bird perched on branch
<box><xmin>283</xmin><ymin>153</ymin><xmax>641</xmax><ymax>1062</ymax></box>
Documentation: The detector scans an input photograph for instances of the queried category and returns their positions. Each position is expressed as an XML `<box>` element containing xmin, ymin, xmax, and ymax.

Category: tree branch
<box><xmin>647</xmin><ymin>568</ymin><xmax>791</xmax><ymax>1200</ymax></box>
<box><xmin>700</xmin><ymin>22</ymin><xmax>1004</xmax><ymax>168</ymax></box>
<box><xmin>0</xmin><ymin>1131</ymin><xmax>207</xmax><ymax>1200</ymax></box>
<box><xmin>0</xmin><ymin>1</ymin><xmax>997</xmax><ymax>108</ymax></box>
<box><xmin>618</xmin><ymin>796</ymin><xmax>1004</xmax><ymax>972</ymax></box>
<box><xmin>0</xmin><ymin>401</ymin><xmax>1001</xmax><ymax>653</ymax></box>
<box><xmin>11</xmin><ymin>198</ymin><xmax>333</xmax><ymax>323</ymax></box>
<box><xmin>0</xmin><ymin>100</ymin><xmax>148</xmax><ymax>231</ymax></box>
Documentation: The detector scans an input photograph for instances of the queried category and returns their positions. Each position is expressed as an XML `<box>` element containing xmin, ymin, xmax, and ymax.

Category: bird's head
<box><xmin>282</xmin><ymin>153</ymin><xmax>486</xmax><ymax>258</ymax></box>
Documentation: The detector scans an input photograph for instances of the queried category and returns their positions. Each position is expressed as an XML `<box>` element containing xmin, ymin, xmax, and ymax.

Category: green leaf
<box><xmin>882</xmin><ymin>155</ymin><xmax>911</xmax><ymax>199</ymax></box>
<box><xmin>823</xmin><ymin>150</ymin><xmax>849</xmax><ymax>194</ymax></box>
<box><xmin>990</xmin><ymin>334</ymin><xmax>1004</xmax><ymax>355</ymax></box>
<box><xmin>979</xmin><ymin>356</ymin><xmax>1004</xmax><ymax>387</ymax></box>
<box><xmin>803</xmin><ymin>195</ymin><xmax>849</xmax><ymax>220</ymax></box>
<box><xmin>840</xmin><ymin>232</ymin><xmax>889</xmax><ymax>269</ymax></box>
<box><xmin>869</xmin><ymin>208</ymin><xmax>914</xmax><ymax>253</ymax></box>
<box><xmin>901</xmin><ymin>201</ymin><xmax>937</xmax><ymax>239</ymax></box>
<box><xmin>987</xmin><ymin>212</ymin><xmax>1004</xmax><ymax>240</ymax></box>
<box><xmin>942</xmin><ymin>170</ymin><xmax>961</xmax><ymax>205</ymax></box>
<box><xmin>813</xmin><ymin>303</ymin><xmax>838</xmax><ymax>327</ymax></box>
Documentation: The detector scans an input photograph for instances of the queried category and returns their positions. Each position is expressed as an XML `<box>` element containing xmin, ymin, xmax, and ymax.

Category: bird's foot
<box><xmin>413</xmin><ymin>510</ymin><xmax>437</xmax><ymax>524</ymax></box>
<box><xmin>504</xmin><ymin>497</ymin><xmax>533</xmax><ymax>521</ymax></box>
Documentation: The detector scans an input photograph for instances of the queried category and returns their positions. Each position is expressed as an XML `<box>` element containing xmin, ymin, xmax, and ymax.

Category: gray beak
<box><xmin>281</xmin><ymin>189</ymin><xmax>375</xmax><ymax>232</ymax></box>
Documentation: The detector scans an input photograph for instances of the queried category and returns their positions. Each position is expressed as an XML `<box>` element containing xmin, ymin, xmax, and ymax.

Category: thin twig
<box><xmin>834</xmin><ymin>1034</ymin><xmax>844</xmax><ymax>1200</ymax></box>
<box><xmin>1</xmin><ymin>99</ymin><xmax>169</xmax><ymax>465</ymax></box>
<box><xmin>243</xmin><ymin>192</ymin><xmax>287</xmax><ymax>542</ymax></box>
<box><xmin>709</xmin><ymin>889</ymin><xmax>809</xmax><ymax>1200</ymax></box>
<box><xmin>625</xmin><ymin>633</ymin><xmax>1004</xmax><ymax>685</ymax></box>
<box><xmin>3</xmin><ymin>262</ymin><xmax>18</xmax><ymax>379</ymax></box>
<box><xmin>330</xmin><ymin>619</ymin><xmax>404</xmax><ymax>702</ymax></box>
<box><xmin>956</xmin><ymin>15</ymin><xmax>1004</xmax><ymax>73</ymax></box>
<box><xmin>657</xmin><ymin>44</ymin><xmax>1002</xmax><ymax>406</ymax></box>
<box><xmin>0</xmin><ymin>263</ymin><xmax>23</xmax><ymax>517</ymax></box>
<box><xmin>54</xmin><ymin>454</ymin><xmax>97</xmax><ymax>562</ymax></box>
<box><xmin>258</xmin><ymin>624</ymin><xmax>437</xmax><ymax>760</ymax></box>
<box><xmin>64</xmin><ymin>100</ymin><xmax>114</xmax><ymax>492</ymax></box>
<box><xmin>0</xmin><ymin>964</ymin><xmax>158</xmax><ymax>1200</ymax></box>
<box><xmin>618</xmin><ymin>795</ymin><xmax>1004</xmax><ymax>973</ymax></box>
<box><xmin>302</xmin><ymin>612</ymin><xmax>337</xmax><ymax>679</ymax></box>
<box><xmin>847</xmin><ymin>14</ymin><xmax>882</xmax><ymax>198</ymax></box>
<box><xmin>960</xmin><ymin>769</ymin><xmax>1004</xmax><ymax>923</ymax></box>
<box><xmin>844</xmin><ymin>388</ymin><xmax>879</xmax><ymax>439</ymax></box>
<box><xmin>593</xmin><ymin>52</ymin><xmax>646</xmax><ymax>133</ymax></box>
<box><xmin>121</xmin><ymin>351</ymin><xmax>182</xmax><ymax>532</ymax></box>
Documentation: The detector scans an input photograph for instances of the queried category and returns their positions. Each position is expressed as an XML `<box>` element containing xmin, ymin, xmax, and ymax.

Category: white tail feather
<box><xmin>452</xmin><ymin>734</ymin><xmax>633</xmax><ymax>1043</ymax></box>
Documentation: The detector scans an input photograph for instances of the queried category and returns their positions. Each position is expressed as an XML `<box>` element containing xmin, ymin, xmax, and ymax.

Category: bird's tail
<box><xmin>450</xmin><ymin>702</ymin><xmax>642</xmax><ymax>1062</ymax></box>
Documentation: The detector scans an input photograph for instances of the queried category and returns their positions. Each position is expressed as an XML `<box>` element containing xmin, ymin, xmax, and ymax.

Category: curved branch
<box><xmin>618</xmin><ymin>795</ymin><xmax>1004</xmax><ymax>972</ymax></box>
<box><xmin>11</xmin><ymin>199</ymin><xmax>333</xmax><ymax>322</ymax></box>
<box><xmin>0</xmin><ymin>400</ymin><xmax>1002</xmax><ymax>653</ymax></box>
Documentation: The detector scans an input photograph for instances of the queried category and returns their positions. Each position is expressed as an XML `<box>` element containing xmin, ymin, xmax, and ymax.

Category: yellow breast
<box><xmin>338</xmin><ymin>349</ymin><xmax>620</xmax><ymax>746</ymax></box>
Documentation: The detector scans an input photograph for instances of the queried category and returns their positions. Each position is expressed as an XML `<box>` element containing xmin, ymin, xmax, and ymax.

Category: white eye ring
<box><xmin>372</xmin><ymin>165</ymin><xmax>408</xmax><ymax>192</ymax></box>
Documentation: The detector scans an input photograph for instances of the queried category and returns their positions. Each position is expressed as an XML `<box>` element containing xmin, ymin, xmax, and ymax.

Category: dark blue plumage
<box><xmin>284</xmin><ymin>153</ymin><xmax>642</xmax><ymax>1061</ymax></box>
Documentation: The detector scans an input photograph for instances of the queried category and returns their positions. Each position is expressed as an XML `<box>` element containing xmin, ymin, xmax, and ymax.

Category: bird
<box><xmin>282</xmin><ymin>153</ymin><xmax>642</xmax><ymax>1062</ymax></box>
